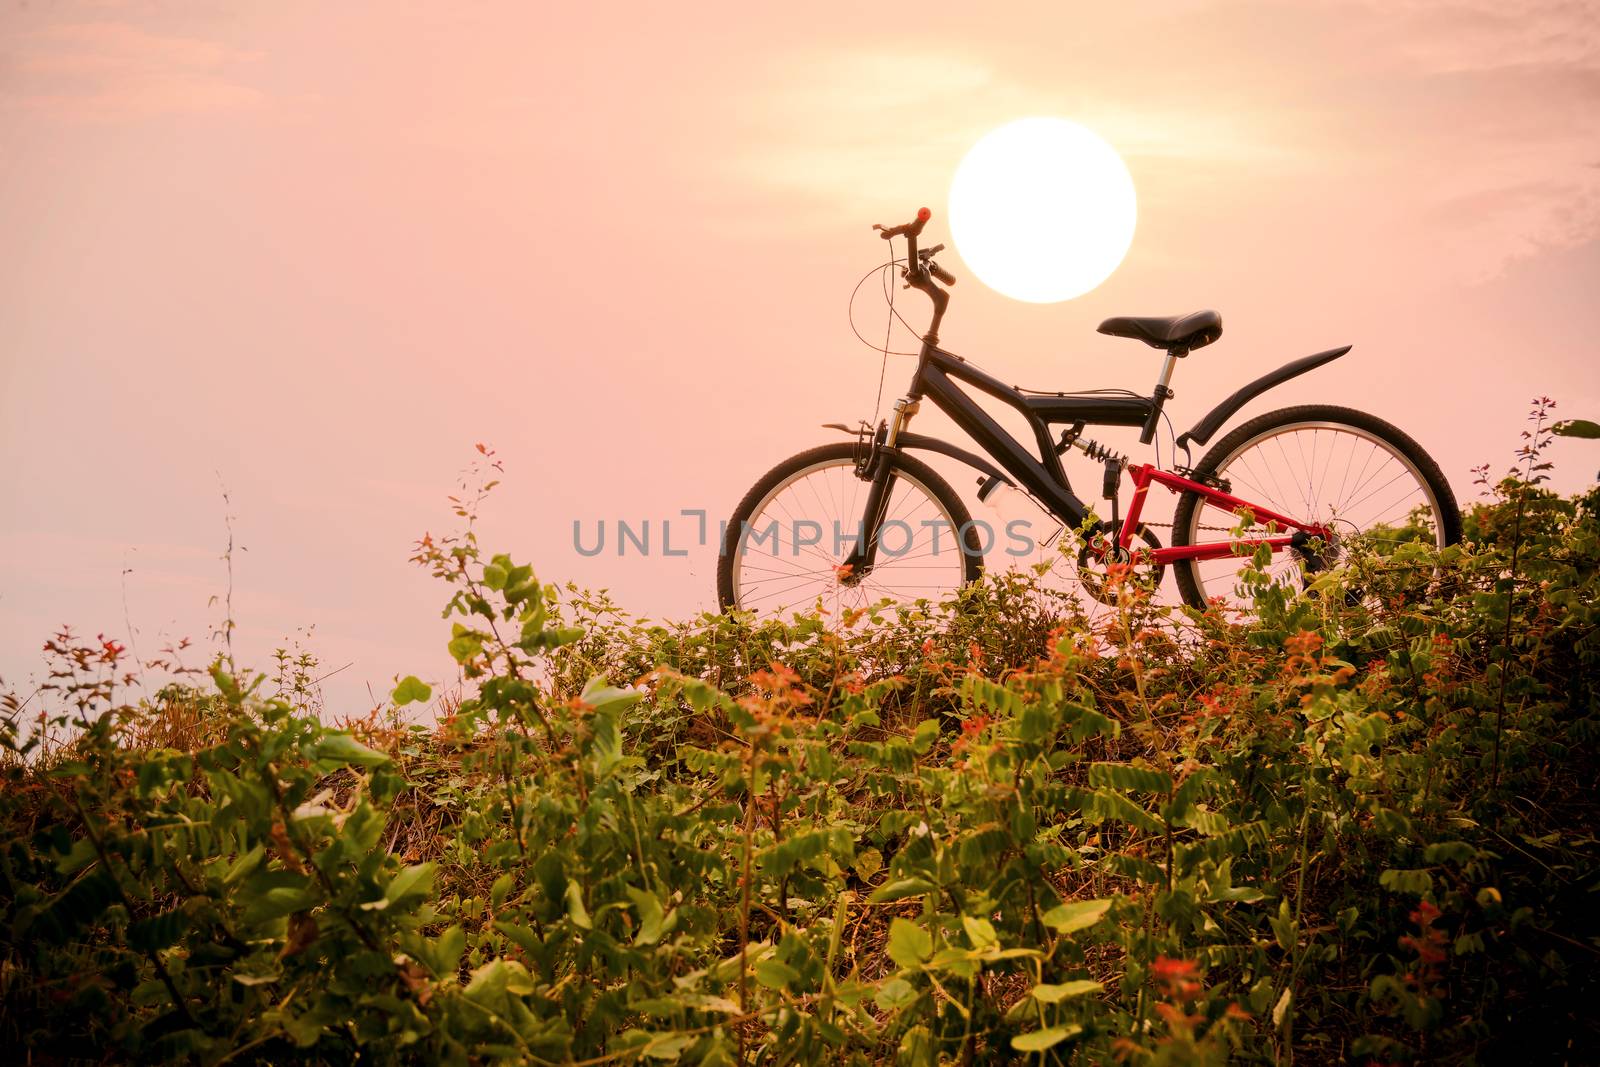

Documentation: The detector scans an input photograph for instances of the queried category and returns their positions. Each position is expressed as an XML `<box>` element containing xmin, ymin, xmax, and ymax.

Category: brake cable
<box><xmin>871</xmin><ymin>238</ymin><xmax>898</xmax><ymax>425</ymax></box>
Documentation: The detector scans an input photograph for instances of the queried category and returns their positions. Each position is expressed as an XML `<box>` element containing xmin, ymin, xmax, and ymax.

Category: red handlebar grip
<box><xmin>916</xmin><ymin>207</ymin><xmax>931</xmax><ymax>222</ymax></box>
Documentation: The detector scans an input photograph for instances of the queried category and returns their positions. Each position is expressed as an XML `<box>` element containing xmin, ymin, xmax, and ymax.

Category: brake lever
<box><xmin>911</xmin><ymin>242</ymin><xmax>956</xmax><ymax>284</ymax></box>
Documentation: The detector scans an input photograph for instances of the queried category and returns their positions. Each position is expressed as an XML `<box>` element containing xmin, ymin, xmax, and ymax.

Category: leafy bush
<box><xmin>2</xmin><ymin>424</ymin><xmax>1597</xmax><ymax>1064</ymax></box>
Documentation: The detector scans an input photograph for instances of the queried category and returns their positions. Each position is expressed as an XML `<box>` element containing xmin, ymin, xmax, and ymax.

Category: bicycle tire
<box><xmin>717</xmin><ymin>443</ymin><xmax>984</xmax><ymax>613</ymax></box>
<box><xmin>1171</xmin><ymin>405</ymin><xmax>1462</xmax><ymax>610</ymax></box>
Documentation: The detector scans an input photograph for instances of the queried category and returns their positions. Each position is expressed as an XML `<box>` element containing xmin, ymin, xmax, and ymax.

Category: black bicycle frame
<box><xmin>840</xmin><ymin>340</ymin><xmax>1165</xmax><ymax>577</ymax></box>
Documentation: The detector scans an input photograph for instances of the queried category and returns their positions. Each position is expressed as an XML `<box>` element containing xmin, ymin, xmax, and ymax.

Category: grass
<box><xmin>1</xmin><ymin>448</ymin><xmax>1596</xmax><ymax>1065</ymax></box>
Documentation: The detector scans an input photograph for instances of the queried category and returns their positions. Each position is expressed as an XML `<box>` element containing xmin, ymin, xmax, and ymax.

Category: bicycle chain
<box><xmin>1113</xmin><ymin>519</ymin><xmax>1236</xmax><ymax>534</ymax></box>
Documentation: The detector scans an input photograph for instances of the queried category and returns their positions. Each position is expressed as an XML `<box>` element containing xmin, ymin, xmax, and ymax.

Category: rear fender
<box><xmin>1177</xmin><ymin>346</ymin><xmax>1351</xmax><ymax>451</ymax></box>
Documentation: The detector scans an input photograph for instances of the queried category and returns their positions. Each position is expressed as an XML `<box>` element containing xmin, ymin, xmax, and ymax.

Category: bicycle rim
<box><xmin>1180</xmin><ymin>420</ymin><xmax>1450</xmax><ymax>609</ymax></box>
<box><xmin>729</xmin><ymin>458</ymin><xmax>971</xmax><ymax>617</ymax></box>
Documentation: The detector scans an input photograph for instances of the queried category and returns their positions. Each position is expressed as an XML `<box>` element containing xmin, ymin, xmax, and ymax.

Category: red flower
<box><xmin>1151</xmin><ymin>955</ymin><xmax>1202</xmax><ymax>1000</ymax></box>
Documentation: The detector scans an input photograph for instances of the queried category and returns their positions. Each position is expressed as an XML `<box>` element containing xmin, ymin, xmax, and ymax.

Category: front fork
<box><xmin>840</xmin><ymin>398</ymin><xmax>920</xmax><ymax>583</ymax></box>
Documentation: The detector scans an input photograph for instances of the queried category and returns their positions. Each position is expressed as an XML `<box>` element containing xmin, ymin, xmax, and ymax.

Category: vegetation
<box><xmin>2</xmin><ymin>411</ymin><xmax>1597</xmax><ymax>1065</ymax></box>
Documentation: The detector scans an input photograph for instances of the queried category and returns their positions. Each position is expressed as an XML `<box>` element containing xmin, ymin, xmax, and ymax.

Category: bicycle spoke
<box><xmin>1182</xmin><ymin>418</ymin><xmax>1449</xmax><ymax>610</ymax></box>
<box><xmin>730</xmin><ymin>456</ymin><xmax>969</xmax><ymax>618</ymax></box>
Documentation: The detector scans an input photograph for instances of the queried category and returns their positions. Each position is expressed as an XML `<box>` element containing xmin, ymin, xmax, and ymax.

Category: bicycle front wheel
<box><xmin>717</xmin><ymin>443</ymin><xmax>983</xmax><ymax>616</ymax></box>
<box><xmin>1171</xmin><ymin>405</ymin><xmax>1461</xmax><ymax>611</ymax></box>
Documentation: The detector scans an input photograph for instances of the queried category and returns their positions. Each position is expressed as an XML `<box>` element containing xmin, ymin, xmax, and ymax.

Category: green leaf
<box><xmin>53</xmin><ymin>838</ymin><xmax>96</xmax><ymax>877</ymax></box>
<box><xmin>464</xmin><ymin>958</ymin><xmax>535</xmax><ymax>1001</ymax></box>
<box><xmin>1552</xmin><ymin>418</ymin><xmax>1600</xmax><ymax>439</ymax></box>
<box><xmin>748</xmin><ymin>959</ymin><xmax>800</xmax><ymax>991</ymax></box>
<box><xmin>589</xmin><ymin>713</ymin><xmax>625</xmax><ymax>778</ymax></box>
<box><xmin>676</xmin><ymin>993</ymin><xmax>741</xmax><ymax>1014</ymax></box>
<box><xmin>1062</xmin><ymin>702</ymin><xmax>1119</xmax><ymax>742</ymax></box>
<box><xmin>962</xmin><ymin>914</ymin><xmax>998</xmax><ymax>952</ymax></box>
<box><xmin>854</xmin><ymin>847</ymin><xmax>883</xmax><ymax>881</ymax></box>
<box><xmin>565</xmin><ymin>881</ymin><xmax>592</xmax><ymax>929</ymax></box>
<box><xmin>1087</xmin><ymin>789</ymin><xmax>1163</xmax><ymax>834</ymax></box>
<box><xmin>911</xmin><ymin>718</ymin><xmax>940</xmax><ymax>755</ymax></box>
<box><xmin>1088</xmin><ymin>762</ymin><xmax>1172</xmax><ymax>793</ymax></box>
<box><xmin>925</xmin><ymin>947</ymin><xmax>980</xmax><ymax>978</ymax></box>
<box><xmin>392</xmin><ymin>675</ymin><xmax>432</xmax><ymax>706</ymax></box>
<box><xmin>1012</xmin><ymin>1024</ymin><xmax>1082</xmax><ymax>1051</ymax></box>
<box><xmin>1041</xmin><ymin>897</ymin><xmax>1114</xmax><ymax>934</ymax></box>
<box><xmin>243</xmin><ymin>885</ymin><xmax>317</xmax><ymax>923</ymax></box>
<box><xmin>899</xmin><ymin>1025</ymin><xmax>936</xmax><ymax>1067</ymax></box>
<box><xmin>758</xmin><ymin>827</ymin><xmax>838</xmax><ymax>879</ymax></box>
<box><xmin>447</xmin><ymin>626</ymin><xmax>485</xmax><ymax>664</ymax></box>
<box><xmin>317</xmin><ymin>732</ymin><xmax>390</xmax><ymax>768</ymax></box>
<box><xmin>127</xmin><ymin>907</ymin><xmax>189</xmax><ymax>953</ymax></box>
<box><xmin>887</xmin><ymin>918</ymin><xmax>932</xmax><ymax>969</ymax></box>
<box><xmin>493</xmin><ymin>919</ymin><xmax>543</xmax><ymax>954</ymax></box>
<box><xmin>210</xmin><ymin>662</ymin><xmax>241</xmax><ymax>703</ymax></box>
<box><xmin>1270</xmin><ymin>898</ymin><xmax>1298</xmax><ymax>952</ymax></box>
<box><xmin>640</xmin><ymin>1032</ymin><xmax>697</xmax><ymax>1060</ymax></box>
<box><xmin>385</xmin><ymin>862</ymin><xmax>437</xmax><ymax>905</ymax></box>
<box><xmin>627</xmin><ymin>886</ymin><xmax>666</xmax><ymax>946</ymax></box>
<box><xmin>1272</xmin><ymin>988</ymin><xmax>1292</xmax><ymax>1028</ymax></box>
<box><xmin>1423</xmin><ymin>841</ymin><xmax>1477</xmax><ymax>865</ymax></box>
<box><xmin>223</xmin><ymin>844</ymin><xmax>265</xmax><ymax>886</ymax></box>
<box><xmin>875</xmin><ymin>976</ymin><xmax>919</xmax><ymax>1011</ymax></box>
<box><xmin>580</xmin><ymin>675</ymin><xmax>644</xmax><ymax>715</ymax></box>
<box><xmin>1378</xmin><ymin>868</ymin><xmax>1434</xmax><ymax>896</ymax></box>
<box><xmin>754</xmin><ymin>957</ymin><xmax>800</xmax><ymax>990</ymax></box>
<box><xmin>1031</xmin><ymin>979</ymin><xmax>1100</xmax><ymax>1003</ymax></box>
<box><xmin>697</xmin><ymin>1035</ymin><xmax>737</xmax><ymax>1067</ymax></box>
<box><xmin>869</xmin><ymin>877</ymin><xmax>936</xmax><ymax>904</ymax></box>
<box><xmin>491</xmin><ymin>872</ymin><xmax>515</xmax><ymax>909</ymax></box>
<box><xmin>434</xmin><ymin>925</ymin><xmax>467</xmax><ymax>975</ymax></box>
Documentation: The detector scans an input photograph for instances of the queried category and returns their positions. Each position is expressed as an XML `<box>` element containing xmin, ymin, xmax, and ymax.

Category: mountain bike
<box><xmin>717</xmin><ymin>207</ymin><xmax>1461</xmax><ymax>615</ymax></box>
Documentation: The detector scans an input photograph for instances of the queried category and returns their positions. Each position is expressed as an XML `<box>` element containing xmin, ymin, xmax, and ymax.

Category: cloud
<box><xmin>0</xmin><ymin>21</ymin><xmax>265</xmax><ymax>120</ymax></box>
<box><xmin>1356</xmin><ymin>4</ymin><xmax>1600</xmax><ymax>275</ymax></box>
<box><xmin>705</xmin><ymin>42</ymin><xmax>1294</xmax><ymax>238</ymax></box>
<box><xmin>716</xmin><ymin>3</ymin><xmax>1600</xmax><ymax>280</ymax></box>
<box><xmin>1368</xmin><ymin>0</ymin><xmax>1600</xmax><ymax>74</ymax></box>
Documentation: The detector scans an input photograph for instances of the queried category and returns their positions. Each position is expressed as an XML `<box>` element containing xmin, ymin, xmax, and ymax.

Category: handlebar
<box><xmin>871</xmin><ymin>208</ymin><xmax>958</xmax><ymax>285</ymax></box>
<box><xmin>869</xmin><ymin>207</ymin><xmax>956</xmax><ymax>344</ymax></box>
<box><xmin>871</xmin><ymin>206</ymin><xmax>931</xmax><ymax>239</ymax></box>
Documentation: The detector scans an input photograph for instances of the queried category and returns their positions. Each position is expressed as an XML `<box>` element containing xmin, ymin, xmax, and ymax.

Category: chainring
<box><xmin>1077</xmin><ymin>524</ymin><xmax>1166</xmax><ymax>606</ymax></box>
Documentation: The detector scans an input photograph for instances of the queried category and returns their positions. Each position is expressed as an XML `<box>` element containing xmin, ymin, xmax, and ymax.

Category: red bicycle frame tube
<box><xmin>1115</xmin><ymin>464</ymin><xmax>1330</xmax><ymax>565</ymax></box>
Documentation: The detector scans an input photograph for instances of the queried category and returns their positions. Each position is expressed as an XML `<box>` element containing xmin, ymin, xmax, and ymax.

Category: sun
<box><xmin>948</xmin><ymin>118</ymin><xmax>1137</xmax><ymax>303</ymax></box>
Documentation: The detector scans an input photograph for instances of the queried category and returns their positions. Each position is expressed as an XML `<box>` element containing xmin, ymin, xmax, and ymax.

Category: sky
<box><xmin>2</xmin><ymin>0</ymin><xmax>1597</xmax><ymax>712</ymax></box>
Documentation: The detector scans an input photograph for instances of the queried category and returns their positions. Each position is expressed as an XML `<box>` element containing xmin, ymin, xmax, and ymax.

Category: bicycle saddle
<box><xmin>1097</xmin><ymin>310</ymin><xmax>1222</xmax><ymax>353</ymax></box>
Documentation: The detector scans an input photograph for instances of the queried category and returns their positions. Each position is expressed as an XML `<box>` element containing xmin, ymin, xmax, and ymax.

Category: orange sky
<box><xmin>3</xmin><ymin>2</ymin><xmax>1597</xmax><ymax>709</ymax></box>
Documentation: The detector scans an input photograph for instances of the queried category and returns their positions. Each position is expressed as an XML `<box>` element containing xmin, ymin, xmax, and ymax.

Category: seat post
<box><xmin>1140</xmin><ymin>346</ymin><xmax>1186</xmax><ymax>444</ymax></box>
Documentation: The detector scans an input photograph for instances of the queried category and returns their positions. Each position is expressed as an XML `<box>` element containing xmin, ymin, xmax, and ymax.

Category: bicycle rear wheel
<box><xmin>1171</xmin><ymin>405</ymin><xmax>1461</xmax><ymax>611</ymax></box>
<box><xmin>717</xmin><ymin>443</ymin><xmax>983</xmax><ymax>616</ymax></box>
